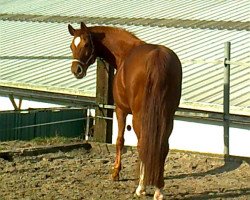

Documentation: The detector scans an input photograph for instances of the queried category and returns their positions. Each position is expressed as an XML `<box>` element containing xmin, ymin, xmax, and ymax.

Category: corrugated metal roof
<box><xmin>0</xmin><ymin>0</ymin><xmax>249</xmax><ymax>115</ymax></box>
<box><xmin>2</xmin><ymin>13</ymin><xmax>249</xmax><ymax>31</ymax></box>
<box><xmin>1</xmin><ymin>0</ymin><xmax>249</xmax><ymax>22</ymax></box>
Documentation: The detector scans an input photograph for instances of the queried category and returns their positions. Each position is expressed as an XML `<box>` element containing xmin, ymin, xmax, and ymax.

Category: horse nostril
<box><xmin>77</xmin><ymin>64</ymin><xmax>83</xmax><ymax>74</ymax></box>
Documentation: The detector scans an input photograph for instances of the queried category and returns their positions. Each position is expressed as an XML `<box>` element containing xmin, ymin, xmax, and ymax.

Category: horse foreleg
<box><xmin>112</xmin><ymin>108</ymin><xmax>127</xmax><ymax>181</ymax></box>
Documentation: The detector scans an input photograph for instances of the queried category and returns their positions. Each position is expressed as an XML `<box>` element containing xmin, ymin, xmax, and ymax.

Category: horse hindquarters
<box><xmin>139</xmin><ymin>47</ymin><xmax>182</xmax><ymax>188</ymax></box>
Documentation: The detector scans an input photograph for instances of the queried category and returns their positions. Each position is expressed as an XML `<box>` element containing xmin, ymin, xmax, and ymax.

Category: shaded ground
<box><xmin>0</xmin><ymin>141</ymin><xmax>249</xmax><ymax>200</ymax></box>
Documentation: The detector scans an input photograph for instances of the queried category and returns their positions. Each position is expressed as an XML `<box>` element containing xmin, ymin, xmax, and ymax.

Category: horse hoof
<box><xmin>135</xmin><ymin>191</ymin><xmax>146</xmax><ymax>197</ymax></box>
<box><xmin>134</xmin><ymin>191</ymin><xmax>146</xmax><ymax>198</ymax></box>
<box><xmin>112</xmin><ymin>167</ymin><xmax>120</xmax><ymax>181</ymax></box>
<box><xmin>154</xmin><ymin>195</ymin><xmax>164</xmax><ymax>200</ymax></box>
<box><xmin>111</xmin><ymin>173</ymin><xmax>119</xmax><ymax>181</ymax></box>
<box><xmin>135</xmin><ymin>186</ymin><xmax>146</xmax><ymax>197</ymax></box>
<box><xmin>153</xmin><ymin>191</ymin><xmax>164</xmax><ymax>200</ymax></box>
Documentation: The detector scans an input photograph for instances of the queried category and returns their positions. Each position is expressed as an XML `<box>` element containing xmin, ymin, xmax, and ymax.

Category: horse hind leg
<box><xmin>153</xmin><ymin>138</ymin><xmax>171</xmax><ymax>200</ymax></box>
<box><xmin>133</xmin><ymin>115</ymin><xmax>147</xmax><ymax>197</ymax></box>
<box><xmin>135</xmin><ymin>162</ymin><xmax>164</xmax><ymax>200</ymax></box>
<box><xmin>135</xmin><ymin>162</ymin><xmax>146</xmax><ymax>197</ymax></box>
<box><xmin>112</xmin><ymin>108</ymin><xmax>127</xmax><ymax>181</ymax></box>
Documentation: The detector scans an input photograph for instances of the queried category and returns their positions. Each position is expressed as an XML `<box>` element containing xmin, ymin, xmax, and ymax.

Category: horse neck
<box><xmin>90</xmin><ymin>26</ymin><xmax>144</xmax><ymax>69</ymax></box>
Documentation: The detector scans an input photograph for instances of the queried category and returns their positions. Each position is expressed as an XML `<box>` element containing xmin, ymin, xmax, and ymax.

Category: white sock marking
<box><xmin>136</xmin><ymin>162</ymin><xmax>146</xmax><ymax>196</ymax></box>
<box><xmin>154</xmin><ymin>188</ymin><xmax>164</xmax><ymax>200</ymax></box>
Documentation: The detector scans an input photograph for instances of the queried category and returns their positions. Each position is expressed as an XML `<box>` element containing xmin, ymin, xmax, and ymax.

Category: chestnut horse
<box><xmin>68</xmin><ymin>22</ymin><xmax>182</xmax><ymax>200</ymax></box>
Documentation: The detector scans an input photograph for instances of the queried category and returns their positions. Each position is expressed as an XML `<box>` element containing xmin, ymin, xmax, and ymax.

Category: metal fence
<box><xmin>0</xmin><ymin>42</ymin><xmax>250</xmax><ymax>155</ymax></box>
<box><xmin>95</xmin><ymin>42</ymin><xmax>250</xmax><ymax>157</ymax></box>
<box><xmin>0</xmin><ymin>108</ymin><xmax>87</xmax><ymax>141</ymax></box>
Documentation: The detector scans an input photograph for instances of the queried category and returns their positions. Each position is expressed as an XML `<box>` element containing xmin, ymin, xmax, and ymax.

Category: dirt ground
<box><xmin>0</xmin><ymin>140</ymin><xmax>249</xmax><ymax>200</ymax></box>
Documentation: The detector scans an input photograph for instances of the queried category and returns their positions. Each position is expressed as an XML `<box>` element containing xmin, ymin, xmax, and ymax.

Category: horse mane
<box><xmin>90</xmin><ymin>26</ymin><xmax>142</xmax><ymax>42</ymax></box>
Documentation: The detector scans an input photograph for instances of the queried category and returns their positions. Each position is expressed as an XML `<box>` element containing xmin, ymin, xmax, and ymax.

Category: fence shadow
<box><xmin>180</xmin><ymin>187</ymin><xmax>250</xmax><ymax>200</ymax></box>
<box><xmin>145</xmin><ymin>187</ymin><xmax>250</xmax><ymax>199</ymax></box>
<box><xmin>165</xmin><ymin>158</ymin><xmax>244</xmax><ymax>180</ymax></box>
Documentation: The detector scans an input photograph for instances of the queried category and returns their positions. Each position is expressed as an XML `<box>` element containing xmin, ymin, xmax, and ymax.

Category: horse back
<box><xmin>113</xmin><ymin>44</ymin><xmax>159</xmax><ymax>113</ymax></box>
<box><xmin>123</xmin><ymin>44</ymin><xmax>182</xmax><ymax>114</ymax></box>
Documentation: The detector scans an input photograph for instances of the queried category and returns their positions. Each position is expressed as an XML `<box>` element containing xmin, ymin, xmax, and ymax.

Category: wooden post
<box><xmin>94</xmin><ymin>58</ymin><xmax>114</xmax><ymax>143</ymax></box>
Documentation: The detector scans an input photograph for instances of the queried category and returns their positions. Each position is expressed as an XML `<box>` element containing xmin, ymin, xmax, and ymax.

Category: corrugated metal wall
<box><xmin>0</xmin><ymin>0</ymin><xmax>249</xmax><ymax>116</ymax></box>
<box><xmin>0</xmin><ymin>109</ymin><xmax>86</xmax><ymax>141</ymax></box>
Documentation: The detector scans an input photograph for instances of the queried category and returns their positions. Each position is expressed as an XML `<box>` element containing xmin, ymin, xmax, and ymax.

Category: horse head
<box><xmin>68</xmin><ymin>22</ymin><xmax>96</xmax><ymax>79</ymax></box>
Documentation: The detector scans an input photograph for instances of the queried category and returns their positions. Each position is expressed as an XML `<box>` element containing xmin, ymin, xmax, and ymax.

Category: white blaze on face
<box><xmin>74</xmin><ymin>37</ymin><xmax>81</xmax><ymax>47</ymax></box>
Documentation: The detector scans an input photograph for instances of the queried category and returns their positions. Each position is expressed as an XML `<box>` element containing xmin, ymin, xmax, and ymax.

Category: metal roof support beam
<box><xmin>96</xmin><ymin>104</ymin><xmax>250</xmax><ymax>125</ymax></box>
<box><xmin>0</xmin><ymin>86</ymin><xmax>96</xmax><ymax>108</ymax></box>
<box><xmin>8</xmin><ymin>94</ymin><xmax>22</xmax><ymax>111</ymax></box>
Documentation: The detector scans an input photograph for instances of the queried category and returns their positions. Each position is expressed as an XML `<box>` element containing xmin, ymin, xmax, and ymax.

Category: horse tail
<box><xmin>139</xmin><ymin>46</ymin><xmax>182</xmax><ymax>188</ymax></box>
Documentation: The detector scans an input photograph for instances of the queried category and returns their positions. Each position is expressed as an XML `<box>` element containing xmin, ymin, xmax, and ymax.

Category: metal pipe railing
<box><xmin>223</xmin><ymin>42</ymin><xmax>231</xmax><ymax>155</ymax></box>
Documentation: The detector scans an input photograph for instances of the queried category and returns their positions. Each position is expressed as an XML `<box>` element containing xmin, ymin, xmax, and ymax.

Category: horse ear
<box><xmin>68</xmin><ymin>24</ymin><xmax>75</xmax><ymax>36</ymax></box>
<box><xmin>81</xmin><ymin>22</ymin><xmax>88</xmax><ymax>30</ymax></box>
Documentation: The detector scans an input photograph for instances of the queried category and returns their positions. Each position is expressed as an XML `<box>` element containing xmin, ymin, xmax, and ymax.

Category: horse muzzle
<box><xmin>72</xmin><ymin>63</ymin><xmax>87</xmax><ymax>79</ymax></box>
